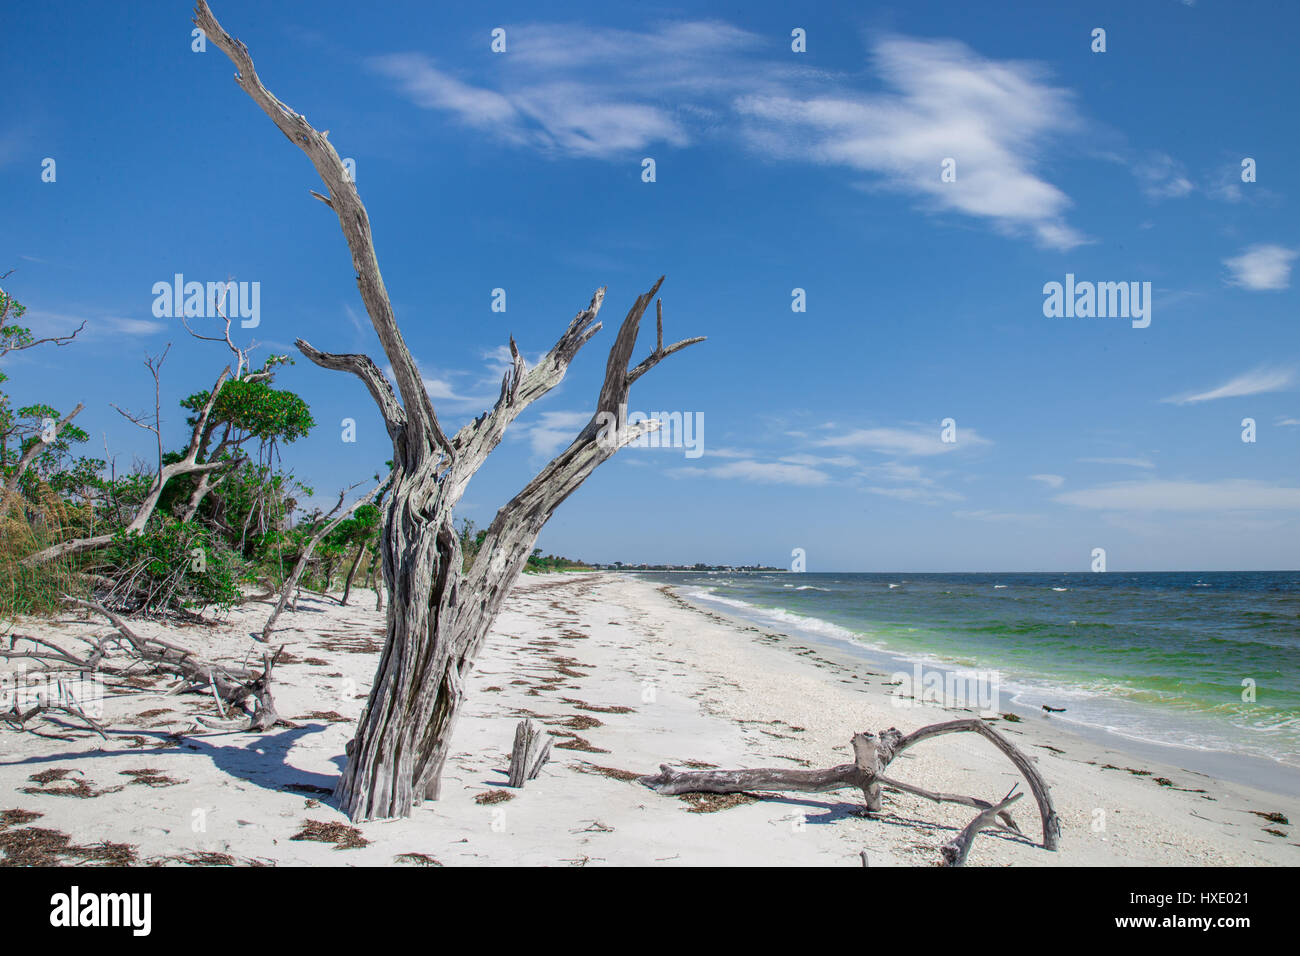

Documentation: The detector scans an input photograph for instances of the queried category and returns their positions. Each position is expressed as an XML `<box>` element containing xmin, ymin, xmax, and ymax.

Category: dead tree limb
<box><xmin>639</xmin><ymin>720</ymin><xmax>1061</xmax><ymax>864</ymax></box>
<box><xmin>506</xmin><ymin>719</ymin><xmax>553</xmax><ymax>788</ymax></box>
<box><xmin>259</xmin><ymin>473</ymin><xmax>390</xmax><ymax>641</ymax></box>
<box><xmin>1</xmin><ymin>402</ymin><xmax>86</xmax><ymax>519</ymax></box>
<box><xmin>195</xmin><ymin>0</ymin><xmax>705</xmax><ymax>821</ymax></box>
<box><xmin>64</xmin><ymin>597</ymin><xmax>287</xmax><ymax>731</ymax></box>
<box><xmin>21</xmin><ymin>367</ymin><xmax>240</xmax><ymax>567</ymax></box>
<box><xmin>940</xmin><ymin>788</ymin><xmax>1023</xmax><ymax>867</ymax></box>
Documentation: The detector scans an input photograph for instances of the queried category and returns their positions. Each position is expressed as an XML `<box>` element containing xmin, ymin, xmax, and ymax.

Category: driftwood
<box><xmin>0</xmin><ymin>597</ymin><xmax>287</xmax><ymax>735</ymax></box>
<box><xmin>72</xmin><ymin>598</ymin><xmax>286</xmax><ymax>731</ymax></box>
<box><xmin>639</xmin><ymin>719</ymin><xmax>1062</xmax><ymax>866</ymax></box>
<box><xmin>506</xmin><ymin>719</ymin><xmax>553</xmax><ymax>788</ymax></box>
<box><xmin>195</xmin><ymin>0</ymin><xmax>705</xmax><ymax>821</ymax></box>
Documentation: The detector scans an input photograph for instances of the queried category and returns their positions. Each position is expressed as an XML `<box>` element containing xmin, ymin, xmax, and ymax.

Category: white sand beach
<box><xmin>1</xmin><ymin>572</ymin><xmax>1296</xmax><ymax>866</ymax></box>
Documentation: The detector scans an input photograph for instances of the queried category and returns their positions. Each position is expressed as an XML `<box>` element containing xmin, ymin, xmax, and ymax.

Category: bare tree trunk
<box><xmin>196</xmin><ymin>1</ymin><xmax>704</xmax><ymax>822</ymax></box>
<box><xmin>339</xmin><ymin>543</ymin><xmax>366</xmax><ymax>607</ymax></box>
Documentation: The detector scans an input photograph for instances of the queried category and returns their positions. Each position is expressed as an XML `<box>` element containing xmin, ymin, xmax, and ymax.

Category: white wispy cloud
<box><xmin>369</xmin><ymin>21</ymin><xmax>759</xmax><ymax>158</ymax></box>
<box><xmin>863</xmin><ymin>484</ymin><xmax>963</xmax><ymax>504</ymax></box>
<box><xmin>853</xmin><ymin>460</ymin><xmax>963</xmax><ymax>504</ymax></box>
<box><xmin>816</xmin><ymin>424</ymin><xmax>991</xmax><ymax>456</ymax></box>
<box><xmin>511</xmin><ymin>409</ymin><xmax>591</xmax><ymax>457</ymax></box>
<box><xmin>737</xmin><ymin>36</ymin><xmax>1085</xmax><ymax>249</ymax></box>
<box><xmin>682</xmin><ymin>459</ymin><xmax>830</xmax><ymax>486</ymax></box>
<box><xmin>1028</xmin><ymin>473</ymin><xmax>1064</xmax><ymax>488</ymax></box>
<box><xmin>780</xmin><ymin>452</ymin><xmax>858</xmax><ymax>468</ymax></box>
<box><xmin>1161</xmin><ymin>365</ymin><xmax>1296</xmax><ymax>405</ymax></box>
<box><xmin>109</xmin><ymin>318</ymin><xmax>167</xmax><ymax>336</ymax></box>
<box><xmin>1223</xmin><ymin>243</ymin><xmax>1299</xmax><ymax>291</ymax></box>
<box><xmin>1134</xmin><ymin>152</ymin><xmax>1194</xmax><ymax>200</ymax></box>
<box><xmin>1056</xmin><ymin>479</ymin><xmax>1300</xmax><ymax>512</ymax></box>
<box><xmin>372</xmin><ymin>29</ymin><xmax>1085</xmax><ymax>247</ymax></box>
<box><xmin>953</xmin><ymin>508</ymin><xmax>1040</xmax><ymax>521</ymax></box>
<box><xmin>1077</xmin><ymin>457</ymin><xmax>1155</xmax><ymax>469</ymax></box>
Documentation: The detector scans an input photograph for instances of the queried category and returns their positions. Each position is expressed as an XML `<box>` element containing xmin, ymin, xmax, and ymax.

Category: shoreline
<box><xmin>1</xmin><ymin>571</ymin><xmax>1295</xmax><ymax>866</ymax></box>
<box><xmin>663</xmin><ymin>578</ymin><xmax>1300</xmax><ymax>798</ymax></box>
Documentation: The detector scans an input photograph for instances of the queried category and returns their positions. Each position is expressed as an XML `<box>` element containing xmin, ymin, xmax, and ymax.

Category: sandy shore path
<box><xmin>1</xmin><ymin>572</ymin><xmax>1295</xmax><ymax>865</ymax></box>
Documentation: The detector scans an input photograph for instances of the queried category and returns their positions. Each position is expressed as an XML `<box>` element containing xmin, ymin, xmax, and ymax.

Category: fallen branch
<box><xmin>639</xmin><ymin>720</ymin><xmax>1061</xmax><ymax>866</ymax></box>
<box><xmin>940</xmin><ymin>788</ymin><xmax>1023</xmax><ymax>867</ymax></box>
<box><xmin>48</xmin><ymin>597</ymin><xmax>289</xmax><ymax>732</ymax></box>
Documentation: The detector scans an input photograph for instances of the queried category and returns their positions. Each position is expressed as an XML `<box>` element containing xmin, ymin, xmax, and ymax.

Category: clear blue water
<box><xmin>639</xmin><ymin>570</ymin><xmax>1300</xmax><ymax>769</ymax></box>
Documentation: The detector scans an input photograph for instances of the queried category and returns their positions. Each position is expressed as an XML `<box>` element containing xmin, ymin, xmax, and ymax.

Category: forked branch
<box><xmin>193</xmin><ymin>0</ymin><xmax>447</xmax><ymax>460</ymax></box>
<box><xmin>639</xmin><ymin>720</ymin><xmax>1061</xmax><ymax>866</ymax></box>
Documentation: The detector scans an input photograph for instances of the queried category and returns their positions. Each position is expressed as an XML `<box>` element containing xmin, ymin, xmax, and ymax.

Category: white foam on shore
<box><xmin>679</xmin><ymin>583</ymin><xmax>1300</xmax><ymax>775</ymax></box>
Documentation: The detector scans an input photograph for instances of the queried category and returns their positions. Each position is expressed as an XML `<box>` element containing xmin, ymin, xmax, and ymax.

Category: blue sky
<box><xmin>2</xmin><ymin>0</ymin><xmax>1297</xmax><ymax>571</ymax></box>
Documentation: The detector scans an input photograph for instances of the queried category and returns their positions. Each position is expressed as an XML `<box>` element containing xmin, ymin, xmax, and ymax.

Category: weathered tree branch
<box><xmin>193</xmin><ymin>0</ymin><xmax>448</xmax><ymax>460</ymax></box>
<box><xmin>940</xmin><ymin>789</ymin><xmax>1024</xmax><ymax>867</ymax></box>
<box><xmin>295</xmin><ymin>339</ymin><xmax>406</xmax><ymax>435</ymax></box>
<box><xmin>1</xmin><ymin>402</ymin><xmax>85</xmax><ymax>518</ymax></box>
<box><xmin>0</xmin><ymin>598</ymin><xmax>289</xmax><ymax>736</ymax></box>
<box><xmin>639</xmin><ymin>721</ymin><xmax>1061</xmax><ymax>865</ymax></box>
<box><xmin>21</xmin><ymin>368</ymin><xmax>239</xmax><ymax>567</ymax></box>
<box><xmin>260</xmin><ymin>473</ymin><xmax>391</xmax><ymax>641</ymax></box>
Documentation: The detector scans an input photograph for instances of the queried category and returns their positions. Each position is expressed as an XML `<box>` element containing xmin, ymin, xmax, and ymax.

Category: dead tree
<box><xmin>21</xmin><ymin>365</ymin><xmax>240</xmax><ymax>567</ymax></box>
<box><xmin>0</xmin><ymin>402</ymin><xmax>85</xmax><ymax>519</ymax></box>
<box><xmin>639</xmin><ymin>719</ymin><xmax>1062</xmax><ymax>866</ymax></box>
<box><xmin>195</xmin><ymin>1</ymin><xmax>705</xmax><ymax>821</ymax></box>
<box><xmin>260</xmin><ymin>474</ymin><xmax>390</xmax><ymax>642</ymax></box>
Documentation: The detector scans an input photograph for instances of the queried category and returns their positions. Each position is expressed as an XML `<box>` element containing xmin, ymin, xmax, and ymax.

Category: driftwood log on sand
<box><xmin>506</xmin><ymin>719</ymin><xmax>553</xmax><ymax>788</ymax></box>
<box><xmin>639</xmin><ymin>719</ymin><xmax>1062</xmax><ymax>866</ymax></box>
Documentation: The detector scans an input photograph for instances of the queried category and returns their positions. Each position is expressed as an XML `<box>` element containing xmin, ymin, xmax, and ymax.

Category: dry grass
<box><xmin>0</xmin><ymin>826</ymin><xmax>138</xmax><ymax>866</ymax></box>
<box><xmin>119</xmin><ymin>768</ymin><xmax>185</xmax><ymax>788</ymax></box>
<box><xmin>20</xmin><ymin>768</ymin><xmax>123</xmax><ymax>799</ymax></box>
<box><xmin>571</xmin><ymin>762</ymin><xmax>642</xmax><ymax>783</ymax></box>
<box><xmin>555</xmin><ymin>714</ymin><xmax>603</xmax><ymax>730</ymax></box>
<box><xmin>289</xmin><ymin>819</ymin><xmax>370</xmax><ymax>849</ymax></box>
<box><xmin>679</xmin><ymin>792</ymin><xmax>761</xmax><ymax>813</ymax></box>
<box><xmin>560</xmin><ymin>697</ymin><xmax>634</xmax><ymax>715</ymax></box>
<box><xmin>553</xmin><ymin>733</ymin><xmax>610</xmax><ymax>754</ymax></box>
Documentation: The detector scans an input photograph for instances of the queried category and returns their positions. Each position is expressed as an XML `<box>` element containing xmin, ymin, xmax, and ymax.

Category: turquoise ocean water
<box><xmin>640</xmin><ymin>571</ymin><xmax>1300</xmax><ymax>772</ymax></box>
